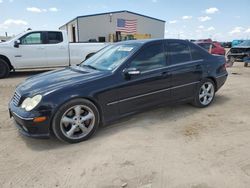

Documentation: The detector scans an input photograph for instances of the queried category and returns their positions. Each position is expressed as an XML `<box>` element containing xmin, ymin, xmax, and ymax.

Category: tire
<box><xmin>192</xmin><ymin>79</ymin><xmax>215</xmax><ymax>108</ymax></box>
<box><xmin>0</xmin><ymin>59</ymin><xmax>10</xmax><ymax>78</ymax></box>
<box><xmin>52</xmin><ymin>98</ymin><xmax>100</xmax><ymax>143</ymax></box>
<box><xmin>227</xmin><ymin>57</ymin><xmax>235</xmax><ymax>67</ymax></box>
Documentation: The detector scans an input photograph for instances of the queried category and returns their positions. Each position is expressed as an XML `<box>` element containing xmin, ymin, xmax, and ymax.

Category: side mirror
<box><xmin>84</xmin><ymin>53</ymin><xmax>95</xmax><ymax>61</ymax></box>
<box><xmin>14</xmin><ymin>40</ymin><xmax>20</xmax><ymax>48</ymax></box>
<box><xmin>123</xmin><ymin>67</ymin><xmax>141</xmax><ymax>79</ymax></box>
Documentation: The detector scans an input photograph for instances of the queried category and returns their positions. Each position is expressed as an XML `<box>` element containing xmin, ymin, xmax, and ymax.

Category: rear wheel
<box><xmin>192</xmin><ymin>79</ymin><xmax>215</xmax><ymax>108</ymax></box>
<box><xmin>0</xmin><ymin>59</ymin><xmax>10</xmax><ymax>78</ymax></box>
<box><xmin>52</xmin><ymin>98</ymin><xmax>100</xmax><ymax>143</ymax></box>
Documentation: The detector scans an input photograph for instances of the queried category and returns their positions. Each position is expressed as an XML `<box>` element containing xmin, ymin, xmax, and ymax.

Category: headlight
<box><xmin>21</xmin><ymin>95</ymin><xmax>42</xmax><ymax>111</ymax></box>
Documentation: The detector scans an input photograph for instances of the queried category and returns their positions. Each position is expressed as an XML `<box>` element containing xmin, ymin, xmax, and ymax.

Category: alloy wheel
<box><xmin>199</xmin><ymin>82</ymin><xmax>215</xmax><ymax>106</ymax></box>
<box><xmin>60</xmin><ymin>105</ymin><xmax>95</xmax><ymax>139</ymax></box>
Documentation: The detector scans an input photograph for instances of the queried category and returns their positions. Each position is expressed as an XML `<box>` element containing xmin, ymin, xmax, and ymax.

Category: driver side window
<box><xmin>20</xmin><ymin>32</ymin><xmax>42</xmax><ymax>45</ymax></box>
<box><xmin>129</xmin><ymin>43</ymin><xmax>166</xmax><ymax>72</ymax></box>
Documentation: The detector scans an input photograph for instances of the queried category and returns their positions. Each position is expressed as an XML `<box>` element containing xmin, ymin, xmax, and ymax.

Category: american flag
<box><xmin>116</xmin><ymin>18</ymin><xmax>137</xmax><ymax>34</ymax></box>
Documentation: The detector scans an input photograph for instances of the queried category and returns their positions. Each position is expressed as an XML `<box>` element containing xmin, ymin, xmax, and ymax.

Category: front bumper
<box><xmin>227</xmin><ymin>54</ymin><xmax>246</xmax><ymax>62</ymax></box>
<box><xmin>9</xmin><ymin>102</ymin><xmax>52</xmax><ymax>138</ymax></box>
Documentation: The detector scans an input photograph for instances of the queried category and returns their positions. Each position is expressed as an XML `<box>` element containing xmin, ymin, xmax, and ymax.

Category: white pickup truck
<box><xmin>0</xmin><ymin>30</ymin><xmax>107</xmax><ymax>78</ymax></box>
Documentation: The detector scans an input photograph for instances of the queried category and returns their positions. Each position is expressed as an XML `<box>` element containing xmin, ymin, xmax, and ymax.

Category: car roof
<box><xmin>115</xmin><ymin>38</ymin><xmax>190</xmax><ymax>45</ymax></box>
<box><xmin>194</xmin><ymin>41</ymin><xmax>211</xmax><ymax>44</ymax></box>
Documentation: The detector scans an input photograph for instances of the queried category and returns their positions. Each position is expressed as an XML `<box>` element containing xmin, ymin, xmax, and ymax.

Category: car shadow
<box><xmin>21</xmin><ymin>94</ymin><xmax>231</xmax><ymax>151</ymax></box>
<box><xmin>20</xmin><ymin>134</ymin><xmax>66</xmax><ymax>150</ymax></box>
<box><xmin>212</xmin><ymin>94</ymin><xmax>230</xmax><ymax>106</ymax></box>
<box><xmin>96</xmin><ymin>96</ymin><xmax>231</xmax><ymax>139</ymax></box>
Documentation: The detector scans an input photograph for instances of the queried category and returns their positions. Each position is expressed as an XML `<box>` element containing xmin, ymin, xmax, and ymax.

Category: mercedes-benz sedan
<box><xmin>9</xmin><ymin>39</ymin><xmax>228</xmax><ymax>143</ymax></box>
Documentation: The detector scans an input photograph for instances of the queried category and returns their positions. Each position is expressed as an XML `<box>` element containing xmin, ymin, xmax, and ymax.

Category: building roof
<box><xmin>59</xmin><ymin>10</ymin><xmax>165</xmax><ymax>28</ymax></box>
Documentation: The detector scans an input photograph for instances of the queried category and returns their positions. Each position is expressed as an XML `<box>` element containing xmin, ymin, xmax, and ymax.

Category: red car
<box><xmin>195</xmin><ymin>41</ymin><xmax>226</xmax><ymax>55</ymax></box>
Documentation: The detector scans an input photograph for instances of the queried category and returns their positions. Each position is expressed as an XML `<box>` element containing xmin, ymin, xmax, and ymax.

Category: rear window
<box><xmin>168</xmin><ymin>42</ymin><xmax>191</xmax><ymax>64</ymax></box>
<box><xmin>190</xmin><ymin>45</ymin><xmax>205</xmax><ymax>60</ymax></box>
<box><xmin>197</xmin><ymin>43</ymin><xmax>211</xmax><ymax>51</ymax></box>
<box><xmin>47</xmin><ymin>32</ymin><xmax>63</xmax><ymax>44</ymax></box>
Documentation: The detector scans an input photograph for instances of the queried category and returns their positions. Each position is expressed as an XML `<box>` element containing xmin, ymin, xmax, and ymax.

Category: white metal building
<box><xmin>59</xmin><ymin>10</ymin><xmax>165</xmax><ymax>42</ymax></box>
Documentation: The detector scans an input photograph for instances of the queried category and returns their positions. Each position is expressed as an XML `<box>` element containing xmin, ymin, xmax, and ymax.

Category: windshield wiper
<box><xmin>83</xmin><ymin>64</ymin><xmax>98</xmax><ymax>70</ymax></box>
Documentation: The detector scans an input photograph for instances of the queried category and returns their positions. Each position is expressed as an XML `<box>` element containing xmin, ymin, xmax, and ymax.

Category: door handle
<box><xmin>59</xmin><ymin>46</ymin><xmax>65</xmax><ymax>49</ymax></box>
<box><xmin>37</xmin><ymin>47</ymin><xmax>45</xmax><ymax>50</ymax></box>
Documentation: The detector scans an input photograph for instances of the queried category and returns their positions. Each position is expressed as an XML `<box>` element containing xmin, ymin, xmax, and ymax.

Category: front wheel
<box><xmin>227</xmin><ymin>57</ymin><xmax>235</xmax><ymax>67</ymax></box>
<box><xmin>192</xmin><ymin>79</ymin><xmax>215</xmax><ymax>108</ymax></box>
<box><xmin>0</xmin><ymin>59</ymin><xmax>10</xmax><ymax>78</ymax></box>
<box><xmin>52</xmin><ymin>98</ymin><xmax>100</xmax><ymax>143</ymax></box>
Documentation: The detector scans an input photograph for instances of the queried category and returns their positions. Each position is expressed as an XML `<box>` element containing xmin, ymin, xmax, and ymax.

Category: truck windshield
<box><xmin>81</xmin><ymin>43</ymin><xmax>139</xmax><ymax>71</ymax></box>
<box><xmin>237</xmin><ymin>40</ymin><xmax>250</xmax><ymax>47</ymax></box>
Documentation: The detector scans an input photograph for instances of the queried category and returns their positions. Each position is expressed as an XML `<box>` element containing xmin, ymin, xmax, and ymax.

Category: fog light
<box><xmin>33</xmin><ymin>117</ymin><xmax>47</xmax><ymax>123</ymax></box>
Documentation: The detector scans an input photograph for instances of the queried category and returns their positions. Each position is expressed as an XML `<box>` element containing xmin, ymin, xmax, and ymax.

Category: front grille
<box><xmin>230</xmin><ymin>48</ymin><xmax>246</xmax><ymax>54</ymax></box>
<box><xmin>12</xmin><ymin>92</ymin><xmax>21</xmax><ymax>106</ymax></box>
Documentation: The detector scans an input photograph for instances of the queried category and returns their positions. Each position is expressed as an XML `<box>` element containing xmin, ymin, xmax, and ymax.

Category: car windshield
<box><xmin>237</xmin><ymin>40</ymin><xmax>250</xmax><ymax>47</ymax></box>
<box><xmin>81</xmin><ymin>43</ymin><xmax>139</xmax><ymax>71</ymax></box>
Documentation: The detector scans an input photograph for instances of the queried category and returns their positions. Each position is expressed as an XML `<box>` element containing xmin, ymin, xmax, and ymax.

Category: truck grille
<box><xmin>12</xmin><ymin>92</ymin><xmax>21</xmax><ymax>106</ymax></box>
<box><xmin>230</xmin><ymin>48</ymin><xmax>247</xmax><ymax>54</ymax></box>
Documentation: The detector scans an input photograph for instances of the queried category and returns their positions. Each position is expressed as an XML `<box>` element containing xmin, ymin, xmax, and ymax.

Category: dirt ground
<box><xmin>0</xmin><ymin>62</ymin><xmax>250</xmax><ymax>188</ymax></box>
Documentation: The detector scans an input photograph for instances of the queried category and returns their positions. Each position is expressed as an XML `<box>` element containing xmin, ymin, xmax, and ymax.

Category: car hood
<box><xmin>0</xmin><ymin>41</ymin><xmax>12</xmax><ymax>49</ymax></box>
<box><xmin>16</xmin><ymin>66</ymin><xmax>109</xmax><ymax>96</ymax></box>
<box><xmin>0</xmin><ymin>41</ymin><xmax>7</xmax><ymax>45</ymax></box>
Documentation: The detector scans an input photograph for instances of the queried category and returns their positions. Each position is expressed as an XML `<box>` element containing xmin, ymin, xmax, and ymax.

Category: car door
<box><xmin>14</xmin><ymin>31</ymin><xmax>47</xmax><ymax>68</ymax></box>
<box><xmin>116</xmin><ymin>41</ymin><xmax>171</xmax><ymax>115</ymax></box>
<box><xmin>44</xmin><ymin>31</ymin><xmax>69</xmax><ymax>67</ymax></box>
<box><xmin>166</xmin><ymin>41</ymin><xmax>203</xmax><ymax>101</ymax></box>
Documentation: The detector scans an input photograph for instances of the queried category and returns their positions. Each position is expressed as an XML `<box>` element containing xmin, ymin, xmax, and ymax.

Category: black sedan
<box><xmin>9</xmin><ymin>39</ymin><xmax>228</xmax><ymax>143</ymax></box>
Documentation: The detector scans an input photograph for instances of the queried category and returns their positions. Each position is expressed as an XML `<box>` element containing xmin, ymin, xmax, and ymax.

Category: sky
<box><xmin>0</xmin><ymin>0</ymin><xmax>249</xmax><ymax>41</ymax></box>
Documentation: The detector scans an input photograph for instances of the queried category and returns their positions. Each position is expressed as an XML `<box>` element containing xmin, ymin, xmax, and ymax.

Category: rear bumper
<box><xmin>215</xmin><ymin>72</ymin><xmax>228</xmax><ymax>91</ymax></box>
<box><xmin>9</xmin><ymin>103</ymin><xmax>51</xmax><ymax>138</ymax></box>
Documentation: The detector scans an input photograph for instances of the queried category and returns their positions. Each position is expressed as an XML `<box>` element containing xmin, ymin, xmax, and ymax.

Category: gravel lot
<box><xmin>0</xmin><ymin>62</ymin><xmax>250</xmax><ymax>188</ymax></box>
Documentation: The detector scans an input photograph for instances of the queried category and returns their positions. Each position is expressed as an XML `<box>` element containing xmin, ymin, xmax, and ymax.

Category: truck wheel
<box><xmin>227</xmin><ymin>57</ymin><xmax>235</xmax><ymax>67</ymax></box>
<box><xmin>52</xmin><ymin>98</ymin><xmax>100</xmax><ymax>143</ymax></box>
<box><xmin>0</xmin><ymin>59</ymin><xmax>10</xmax><ymax>78</ymax></box>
